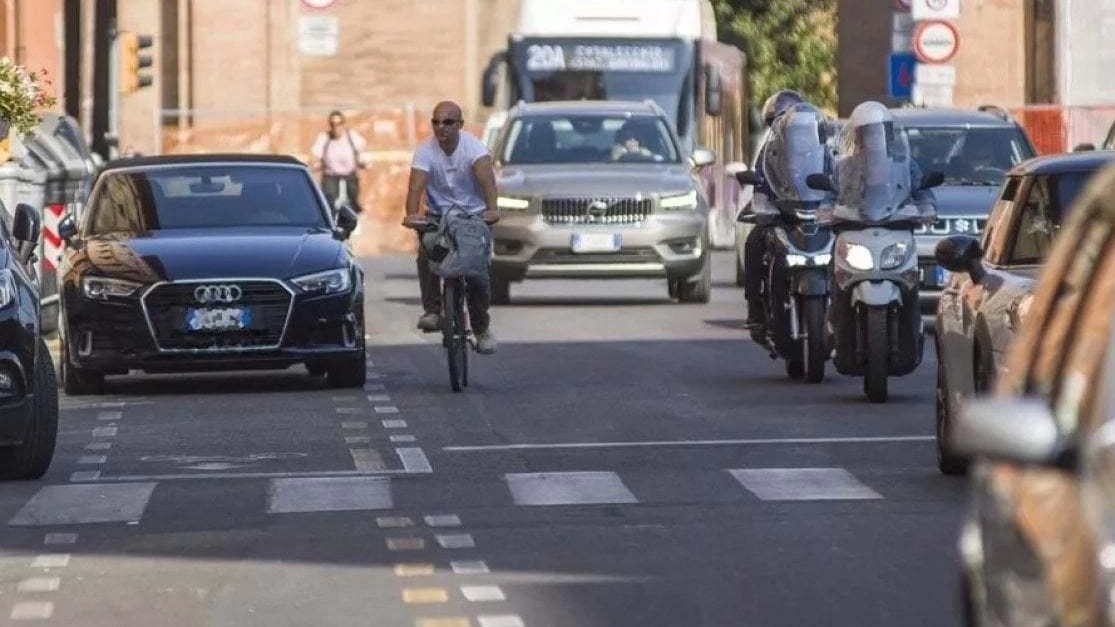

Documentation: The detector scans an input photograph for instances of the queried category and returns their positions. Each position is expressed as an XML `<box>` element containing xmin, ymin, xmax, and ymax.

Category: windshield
<box><xmin>500</xmin><ymin>114</ymin><xmax>681</xmax><ymax>165</ymax></box>
<box><xmin>1056</xmin><ymin>171</ymin><xmax>1091</xmax><ymax>216</ymax></box>
<box><xmin>88</xmin><ymin>166</ymin><xmax>328</xmax><ymax>234</ymax></box>
<box><xmin>904</xmin><ymin>126</ymin><xmax>1034</xmax><ymax>186</ymax></box>
<box><xmin>834</xmin><ymin>107</ymin><xmax>913</xmax><ymax>223</ymax></box>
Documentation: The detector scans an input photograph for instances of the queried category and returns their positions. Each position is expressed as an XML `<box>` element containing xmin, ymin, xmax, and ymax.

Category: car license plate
<box><xmin>571</xmin><ymin>233</ymin><xmax>621</xmax><ymax>253</ymax></box>
<box><xmin>185</xmin><ymin>307</ymin><xmax>252</xmax><ymax>332</ymax></box>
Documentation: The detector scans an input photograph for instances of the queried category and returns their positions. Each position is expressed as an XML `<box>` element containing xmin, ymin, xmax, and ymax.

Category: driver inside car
<box><xmin>610</xmin><ymin>125</ymin><xmax>656</xmax><ymax>162</ymax></box>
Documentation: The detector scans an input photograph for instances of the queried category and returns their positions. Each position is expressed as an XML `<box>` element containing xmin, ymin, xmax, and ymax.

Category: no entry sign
<box><xmin>913</xmin><ymin>20</ymin><xmax>959</xmax><ymax>64</ymax></box>
<box><xmin>301</xmin><ymin>0</ymin><xmax>337</xmax><ymax>9</ymax></box>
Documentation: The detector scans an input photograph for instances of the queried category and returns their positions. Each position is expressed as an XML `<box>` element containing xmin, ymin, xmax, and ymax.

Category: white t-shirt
<box><xmin>411</xmin><ymin>131</ymin><xmax>489</xmax><ymax>215</ymax></box>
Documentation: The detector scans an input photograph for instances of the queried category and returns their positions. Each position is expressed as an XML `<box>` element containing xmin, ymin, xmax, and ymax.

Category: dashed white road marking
<box><xmin>91</xmin><ymin>426</ymin><xmax>118</xmax><ymax>438</ymax></box>
<box><xmin>390</xmin><ymin>434</ymin><xmax>417</xmax><ymax>443</ymax></box>
<box><xmin>461</xmin><ymin>585</ymin><xmax>506</xmax><ymax>602</ymax></box>
<box><xmin>340</xmin><ymin>421</ymin><xmax>368</xmax><ymax>430</ymax></box>
<box><xmin>84</xmin><ymin>442</ymin><xmax>111</xmax><ymax>451</ymax></box>
<box><xmin>397</xmin><ymin>447</ymin><xmax>432</xmax><ymax>473</ymax></box>
<box><xmin>450</xmin><ymin>560</ymin><xmax>489</xmax><ymax>575</ymax></box>
<box><xmin>344</xmin><ymin>436</ymin><xmax>371</xmax><ymax>445</ymax></box>
<box><xmin>331</xmin><ymin>396</ymin><xmax>358</xmax><ymax>403</ymax></box>
<box><xmin>69</xmin><ymin>471</ymin><xmax>101</xmax><ymax>482</ymax></box>
<box><xmin>364</xmin><ymin>383</ymin><xmax>386</xmax><ymax>392</ymax></box>
<box><xmin>367</xmin><ymin>394</ymin><xmax>391</xmax><ymax>402</ymax></box>
<box><xmin>374</xmin><ymin>406</ymin><xmax>399</xmax><ymax>414</ymax></box>
<box><xmin>424</xmin><ymin>514</ymin><xmax>460</xmax><ymax>527</ymax></box>
<box><xmin>267</xmin><ymin>476</ymin><xmax>392</xmax><ymax>513</ymax></box>
<box><xmin>31</xmin><ymin>554</ymin><xmax>71</xmax><ymax>568</ymax></box>
<box><xmin>77</xmin><ymin>455</ymin><xmax>107</xmax><ymax>465</ymax></box>
<box><xmin>10</xmin><ymin>601</ymin><xmax>54</xmax><ymax>620</ymax></box>
<box><xmin>43</xmin><ymin>533</ymin><xmax>77</xmax><ymax>546</ymax></box>
<box><xmin>382</xmin><ymin>419</ymin><xmax>407</xmax><ymax>429</ymax></box>
<box><xmin>728</xmin><ymin>468</ymin><xmax>883</xmax><ymax>501</ymax></box>
<box><xmin>12</xmin><ymin>484</ymin><xmax>155</xmax><ymax>526</ymax></box>
<box><xmin>435</xmin><ymin>533</ymin><xmax>475</xmax><ymax>549</ymax></box>
<box><xmin>505</xmin><ymin>471</ymin><xmax>638</xmax><ymax>506</ymax></box>
<box><xmin>335</xmin><ymin>407</ymin><xmax>361</xmax><ymax>415</ymax></box>
<box><xmin>17</xmin><ymin>577</ymin><xmax>60</xmax><ymax>592</ymax></box>
<box><xmin>478</xmin><ymin>616</ymin><xmax>525</xmax><ymax>627</ymax></box>
<box><xmin>349</xmin><ymin>448</ymin><xmax>386</xmax><ymax>472</ymax></box>
<box><xmin>446</xmin><ymin>435</ymin><xmax>937</xmax><ymax>452</ymax></box>
<box><xmin>96</xmin><ymin>411</ymin><xmax>122</xmax><ymax>421</ymax></box>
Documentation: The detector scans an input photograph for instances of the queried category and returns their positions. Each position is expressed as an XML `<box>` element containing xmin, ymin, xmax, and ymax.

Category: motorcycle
<box><xmin>808</xmin><ymin>102</ymin><xmax>943</xmax><ymax>403</ymax></box>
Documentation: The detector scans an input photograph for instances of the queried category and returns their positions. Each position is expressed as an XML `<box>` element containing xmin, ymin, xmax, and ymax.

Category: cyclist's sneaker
<box><xmin>417</xmin><ymin>312</ymin><xmax>442</xmax><ymax>332</ymax></box>
<box><xmin>475</xmin><ymin>329</ymin><xmax>498</xmax><ymax>355</ymax></box>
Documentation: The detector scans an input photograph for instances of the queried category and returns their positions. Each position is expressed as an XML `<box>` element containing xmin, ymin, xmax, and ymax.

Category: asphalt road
<box><xmin>0</xmin><ymin>252</ymin><xmax>966</xmax><ymax>626</ymax></box>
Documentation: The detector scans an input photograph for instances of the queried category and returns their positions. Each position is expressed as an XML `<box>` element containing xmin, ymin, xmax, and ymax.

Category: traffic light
<box><xmin>118</xmin><ymin>31</ymin><xmax>154</xmax><ymax>95</ymax></box>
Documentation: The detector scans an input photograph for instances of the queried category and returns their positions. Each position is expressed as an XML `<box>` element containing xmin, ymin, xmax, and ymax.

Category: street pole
<box><xmin>107</xmin><ymin>22</ymin><xmax>120</xmax><ymax>161</ymax></box>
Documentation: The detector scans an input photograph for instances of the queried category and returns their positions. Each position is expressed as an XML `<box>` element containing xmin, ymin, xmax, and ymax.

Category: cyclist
<box><xmin>403</xmin><ymin>101</ymin><xmax>500</xmax><ymax>354</ymax></box>
<box><xmin>311</xmin><ymin>110</ymin><xmax>368</xmax><ymax>212</ymax></box>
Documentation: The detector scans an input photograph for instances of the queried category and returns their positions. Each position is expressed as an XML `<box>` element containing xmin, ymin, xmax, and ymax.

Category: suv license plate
<box><xmin>571</xmin><ymin>233</ymin><xmax>621</xmax><ymax>253</ymax></box>
<box><xmin>186</xmin><ymin>307</ymin><xmax>252</xmax><ymax>332</ymax></box>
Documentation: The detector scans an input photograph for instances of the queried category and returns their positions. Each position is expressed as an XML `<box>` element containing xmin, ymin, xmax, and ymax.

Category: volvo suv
<box><xmin>489</xmin><ymin>101</ymin><xmax>713</xmax><ymax>304</ymax></box>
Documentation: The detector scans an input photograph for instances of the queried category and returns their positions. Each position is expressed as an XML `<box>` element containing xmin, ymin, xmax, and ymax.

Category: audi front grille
<box><xmin>541</xmin><ymin>197</ymin><xmax>653</xmax><ymax>226</ymax></box>
<box><xmin>141</xmin><ymin>279</ymin><xmax>294</xmax><ymax>353</ymax></box>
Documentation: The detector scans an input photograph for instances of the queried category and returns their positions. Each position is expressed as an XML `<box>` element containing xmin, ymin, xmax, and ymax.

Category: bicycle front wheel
<box><xmin>445</xmin><ymin>281</ymin><xmax>467</xmax><ymax>392</ymax></box>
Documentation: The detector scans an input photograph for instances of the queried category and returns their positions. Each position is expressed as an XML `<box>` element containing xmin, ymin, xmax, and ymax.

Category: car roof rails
<box><xmin>977</xmin><ymin>104</ymin><xmax>1012</xmax><ymax>121</ymax></box>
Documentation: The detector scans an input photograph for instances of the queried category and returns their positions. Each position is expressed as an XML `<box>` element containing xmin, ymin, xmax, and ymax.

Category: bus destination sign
<box><xmin>526</xmin><ymin>44</ymin><xmax>676</xmax><ymax>73</ymax></box>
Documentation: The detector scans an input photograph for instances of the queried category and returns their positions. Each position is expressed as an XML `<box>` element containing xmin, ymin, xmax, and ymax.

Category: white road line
<box><xmin>344</xmin><ymin>436</ymin><xmax>371</xmax><ymax>445</ymax></box>
<box><xmin>331</xmin><ymin>396</ymin><xmax>358</xmax><ymax>402</ymax></box>
<box><xmin>267</xmin><ymin>476</ymin><xmax>392</xmax><ymax>513</ymax></box>
<box><xmin>96</xmin><ymin>411</ymin><xmax>122</xmax><ymax>421</ymax></box>
<box><xmin>76</xmin><ymin>455</ymin><xmax>107</xmax><ymax>465</ymax></box>
<box><xmin>335</xmin><ymin>407</ymin><xmax>361</xmax><ymax>415</ymax></box>
<box><xmin>461</xmin><ymin>585</ymin><xmax>506</xmax><ymax>602</ymax></box>
<box><xmin>506</xmin><ymin>472</ymin><xmax>638</xmax><ymax>506</ymax></box>
<box><xmin>445</xmin><ymin>435</ymin><xmax>936</xmax><ymax>452</ymax></box>
<box><xmin>69</xmin><ymin>471</ymin><xmax>101</xmax><ymax>482</ymax></box>
<box><xmin>43</xmin><ymin>534</ymin><xmax>77</xmax><ymax>546</ymax></box>
<box><xmin>435</xmin><ymin>533</ymin><xmax>475</xmax><ymax>549</ymax></box>
<box><xmin>424</xmin><ymin>514</ymin><xmax>460</xmax><ymax>527</ymax></box>
<box><xmin>84</xmin><ymin>442</ymin><xmax>111</xmax><ymax>451</ymax></box>
<box><xmin>349</xmin><ymin>448</ymin><xmax>386</xmax><ymax>472</ymax></box>
<box><xmin>91</xmin><ymin>426</ymin><xmax>118</xmax><ymax>438</ymax></box>
<box><xmin>397</xmin><ymin>447</ymin><xmax>432</xmax><ymax>473</ymax></box>
<box><xmin>367</xmin><ymin>394</ymin><xmax>391</xmax><ymax>402</ymax></box>
<box><xmin>728</xmin><ymin>468</ymin><xmax>883</xmax><ymax>501</ymax></box>
<box><xmin>31</xmin><ymin>555</ymin><xmax>70</xmax><ymax>568</ymax></box>
<box><xmin>75</xmin><ymin>468</ymin><xmax>420</xmax><ymax>482</ymax></box>
<box><xmin>390</xmin><ymin>434</ymin><xmax>417</xmax><ymax>443</ymax></box>
<box><xmin>450</xmin><ymin>560</ymin><xmax>489</xmax><ymax>575</ymax></box>
<box><xmin>364</xmin><ymin>383</ymin><xmax>386</xmax><ymax>391</ymax></box>
<box><xmin>366</xmin><ymin>372</ymin><xmax>383</xmax><ymax>380</ymax></box>
<box><xmin>374</xmin><ymin>406</ymin><xmax>399</xmax><ymax>414</ymax></box>
<box><xmin>10</xmin><ymin>601</ymin><xmax>54</xmax><ymax>620</ymax></box>
<box><xmin>17</xmin><ymin>577</ymin><xmax>60</xmax><ymax>592</ymax></box>
<box><xmin>382</xmin><ymin>419</ymin><xmax>407</xmax><ymax>429</ymax></box>
<box><xmin>340</xmin><ymin>421</ymin><xmax>368</xmax><ymax>430</ymax></box>
<box><xmin>11</xmin><ymin>484</ymin><xmax>156</xmax><ymax>526</ymax></box>
<box><xmin>478</xmin><ymin>616</ymin><xmax>525</xmax><ymax>627</ymax></box>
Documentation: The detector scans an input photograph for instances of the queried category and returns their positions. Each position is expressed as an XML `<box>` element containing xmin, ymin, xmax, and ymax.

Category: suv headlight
<box><xmin>291</xmin><ymin>268</ymin><xmax>352</xmax><ymax>295</ymax></box>
<box><xmin>0</xmin><ymin>269</ymin><xmax>15</xmax><ymax>309</ymax></box>
<box><xmin>82</xmin><ymin>276</ymin><xmax>141</xmax><ymax>300</ymax></box>
<box><xmin>839</xmin><ymin>242</ymin><xmax>875</xmax><ymax>271</ymax></box>
<box><xmin>660</xmin><ymin>190</ymin><xmax>699</xmax><ymax>211</ymax></box>
<box><xmin>879</xmin><ymin>241</ymin><xmax>913</xmax><ymax>270</ymax></box>
<box><xmin>497</xmin><ymin>196</ymin><xmax>530</xmax><ymax>211</ymax></box>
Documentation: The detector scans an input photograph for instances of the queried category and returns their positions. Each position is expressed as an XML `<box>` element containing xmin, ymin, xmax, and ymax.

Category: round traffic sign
<box><xmin>913</xmin><ymin>20</ymin><xmax>959</xmax><ymax>64</ymax></box>
<box><xmin>301</xmin><ymin>0</ymin><xmax>336</xmax><ymax>9</ymax></box>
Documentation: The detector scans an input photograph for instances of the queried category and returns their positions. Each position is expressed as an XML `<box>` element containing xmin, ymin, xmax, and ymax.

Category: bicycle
<box><xmin>404</xmin><ymin>213</ymin><xmax>497</xmax><ymax>392</ymax></box>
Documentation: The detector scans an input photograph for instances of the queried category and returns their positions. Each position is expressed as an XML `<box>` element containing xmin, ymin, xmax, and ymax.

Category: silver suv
<box><xmin>489</xmin><ymin>101</ymin><xmax>712</xmax><ymax>304</ymax></box>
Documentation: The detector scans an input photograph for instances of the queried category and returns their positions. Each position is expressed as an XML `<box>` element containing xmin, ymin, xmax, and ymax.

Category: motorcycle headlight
<box><xmin>497</xmin><ymin>196</ymin><xmax>530</xmax><ymax>211</ymax></box>
<box><xmin>880</xmin><ymin>241</ymin><xmax>913</xmax><ymax>270</ymax></box>
<box><xmin>0</xmin><ymin>269</ymin><xmax>15</xmax><ymax>309</ymax></box>
<box><xmin>291</xmin><ymin>268</ymin><xmax>352</xmax><ymax>295</ymax></box>
<box><xmin>660</xmin><ymin>190</ymin><xmax>699</xmax><ymax>211</ymax></box>
<box><xmin>786</xmin><ymin>254</ymin><xmax>809</xmax><ymax>267</ymax></box>
<box><xmin>82</xmin><ymin>276</ymin><xmax>142</xmax><ymax>300</ymax></box>
<box><xmin>840</xmin><ymin>242</ymin><xmax>875</xmax><ymax>271</ymax></box>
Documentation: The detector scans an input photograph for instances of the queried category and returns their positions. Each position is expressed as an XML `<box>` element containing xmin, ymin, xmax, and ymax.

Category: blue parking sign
<box><xmin>888</xmin><ymin>53</ymin><xmax>917</xmax><ymax>99</ymax></box>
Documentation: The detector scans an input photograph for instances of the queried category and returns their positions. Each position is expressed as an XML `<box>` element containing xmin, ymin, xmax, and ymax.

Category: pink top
<box><xmin>311</xmin><ymin>130</ymin><xmax>367</xmax><ymax>175</ymax></box>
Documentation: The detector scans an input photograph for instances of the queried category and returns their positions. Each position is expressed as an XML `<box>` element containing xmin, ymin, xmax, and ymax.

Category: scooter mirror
<box><xmin>920</xmin><ymin>171</ymin><xmax>946</xmax><ymax>190</ymax></box>
<box><xmin>805</xmin><ymin>173</ymin><xmax>835</xmax><ymax>192</ymax></box>
<box><xmin>735</xmin><ymin>170</ymin><xmax>764</xmax><ymax>187</ymax></box>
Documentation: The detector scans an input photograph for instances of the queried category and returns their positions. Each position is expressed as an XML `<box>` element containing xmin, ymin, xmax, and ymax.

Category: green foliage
<box><xmin>714</xmin><ymin>0</ymin><xmax>837</xmax><ymax>113</ymax></box>
<box><xmin>0</xmin><ymin>57</ymin><xmax>55</xmax><ymax>135</ymax></box>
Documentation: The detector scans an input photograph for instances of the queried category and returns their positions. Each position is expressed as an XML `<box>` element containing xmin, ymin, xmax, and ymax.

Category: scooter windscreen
<box><xmin>833</xmin><ymin>103</ymin><xmax>912</xmax><ymax>224</ymax></box>
<box><xmin>762</xmin><ymin>105</ymin><xmax>830</xmax><ymax>204</ymax></box>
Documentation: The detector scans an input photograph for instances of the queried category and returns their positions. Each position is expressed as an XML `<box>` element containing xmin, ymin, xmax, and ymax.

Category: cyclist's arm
<box><xmin>405</xmin><ymin>167</ymin><xmax>429</xmax><ymax>218</ymax></box>
<box><xmin>472</xmin><ymin>155</ymin><xmax>499</xmax><ymax>220</ymax></box>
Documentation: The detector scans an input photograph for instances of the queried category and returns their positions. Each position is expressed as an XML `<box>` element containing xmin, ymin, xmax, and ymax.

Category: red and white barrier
<box><xmin>42</xmin><ymin>203</ymin><xmax>64</xmax><ymax>271</ymax></box>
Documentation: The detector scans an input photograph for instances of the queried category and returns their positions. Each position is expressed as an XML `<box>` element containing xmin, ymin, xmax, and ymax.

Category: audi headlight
<box><xmin>497</xmin><ymin>196</ymin><xmax>530</xmax><ymax>211</ymax></box>
<box><xmin>0</xmin><ymin>269</ymin><xmax>15</xmax><ymax>309</ymax></box>
<box><xmin>840</xmin><ymin>242</ymin><xmax>875</xmax><ymax>271</ymax></box>
<box><xmin>291</xmin><ymin>268</ymin><xmax>352</xmax><ymax>295</ymax></box>
<box><xmin>660</xmin><ymin>190</ymin><xmax>699</xmax><ymax>211</ymax></box>
<box><xmin>880</xmin><ymin>241</ymin><xmax>913</xmax><ymax>270</ymax></box>
<box><xmin>82</xmin><ymin>276</ymin><xmax>141</xmax><ymax>300</ymax></box>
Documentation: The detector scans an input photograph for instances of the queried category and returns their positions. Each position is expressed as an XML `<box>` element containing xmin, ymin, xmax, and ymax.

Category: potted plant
<box><xmin>0</xmin><ymin>57</ymin><xmax>55</xmax><ymax>162</ymax></box>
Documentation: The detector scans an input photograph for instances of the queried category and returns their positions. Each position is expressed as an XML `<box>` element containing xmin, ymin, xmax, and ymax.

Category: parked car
<box><xmin>0</xmin><ymin>203</ymin><xmax>57</xmax><ymax>479</ymax></box>
<box><xmin>950</xmin><ymin>161</ymin><xmax>1115</xmax><ymax>627</ymax></box>
<box><xmin>489</xmin><ymin>100</ymin><xmax>713</xmax><ymax>304</ymax></box>
<box><xmin>57</xmin><ymin>154</ymin><xmax>366</xmax><ymax>394</ymax></box>
<box><xmin>891</xmin><ymin>107</ymin><xmax>1038</xmax><ymax>319</ymax></box>
<box><xmin>933</xmin><ymin>151</ymin><xmax>1115</xmax><ymax>474</ymax></box>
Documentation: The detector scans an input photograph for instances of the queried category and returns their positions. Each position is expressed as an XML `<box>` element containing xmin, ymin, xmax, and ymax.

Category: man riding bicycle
<box><xmin>403</xmin><ymin>101</ymin><xmax>500</xmax><ymax>354</ymax></box>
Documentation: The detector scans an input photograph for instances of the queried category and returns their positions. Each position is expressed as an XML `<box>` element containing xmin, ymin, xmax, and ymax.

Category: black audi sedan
<box><xmin>57</xmin><ymin>154</ymin><xmax>365</xmax><ymax>394</ymax></box>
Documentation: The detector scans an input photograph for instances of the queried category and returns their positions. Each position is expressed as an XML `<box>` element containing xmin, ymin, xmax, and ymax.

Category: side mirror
<box><xmin>805</xmin><ymin>173</ymin><xmax>835</xmax><ymax>192</ymax></box>
<box><xmin>737</xmin><ymin>212</ymin><xmax>758</xmax><ymax>224</ymax></box>
<box><xmin>481</xmin><ymin>53</ymin><xmax>505</xmax><ymax>108</ymax></box>
<box><xmin>691</xmin><ymin>147</ymin><xmax>716</xmax><ymax>169</ymax></box>
<box><xmin>12</xmin><ymin>204</ymin><xmax>40</xmax><ymax>244</ymax></box>
<box><xmin>704</xmin><ymin>65</ymin><xmax>722</xmax><ymax>116</ymax></box>
<box><xmin>735</xmin><ymin>170</ymin><xmax>764</xmax><ymax>187</ymax></box>
<box><xmin>58</xmin><ymin>214</ymin><xmax>78</xmax><ymax>245</ymax></box>
<box><xmin>952</xmin><ymin>398</ymin><xmax>1067</xmax><ymax>467</ymax></box>
<box><xmin>335</xmin><ymin>205</ymin><xmax>358</xmax><ymax>240</ymax></box>
<box><xmin>935</xmin><ymin>235</ymin><xmax>985</xmax><ymax>283</ymax></box>
<box><xmin>920</xmin><ymin>171</ymin><xmax>946</xmax><ymax>190</ymax></box>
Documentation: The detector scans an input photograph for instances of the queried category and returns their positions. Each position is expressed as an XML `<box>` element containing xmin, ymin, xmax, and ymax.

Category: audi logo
<box><xmin>193</xmin><ymin>284</ymin><xmax>243</xmax><ymax>304</ymax></box>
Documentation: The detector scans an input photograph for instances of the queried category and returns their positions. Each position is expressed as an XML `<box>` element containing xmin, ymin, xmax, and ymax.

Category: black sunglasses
<box><xmin>432</xmin><ymin>118</ymin><xmax>461</xmax><ymax>128</ymax></box>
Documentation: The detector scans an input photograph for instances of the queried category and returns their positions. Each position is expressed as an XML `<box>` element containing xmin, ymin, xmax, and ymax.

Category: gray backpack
<box><xmin>434</xmin><ymin>212</ymin><xmax>491</xmax><ymax>280</ymax></box>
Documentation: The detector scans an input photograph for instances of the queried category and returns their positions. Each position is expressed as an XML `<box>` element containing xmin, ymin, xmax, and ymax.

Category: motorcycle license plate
<box><xmin>571</xmin><ymin>233</ymin><xmax>621</xmax><ymax>253</ymax></box>
<box><xmin>185</xmin><ymin>307</ymin><xmax>252</xmax><ymax>332</ymax></box>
